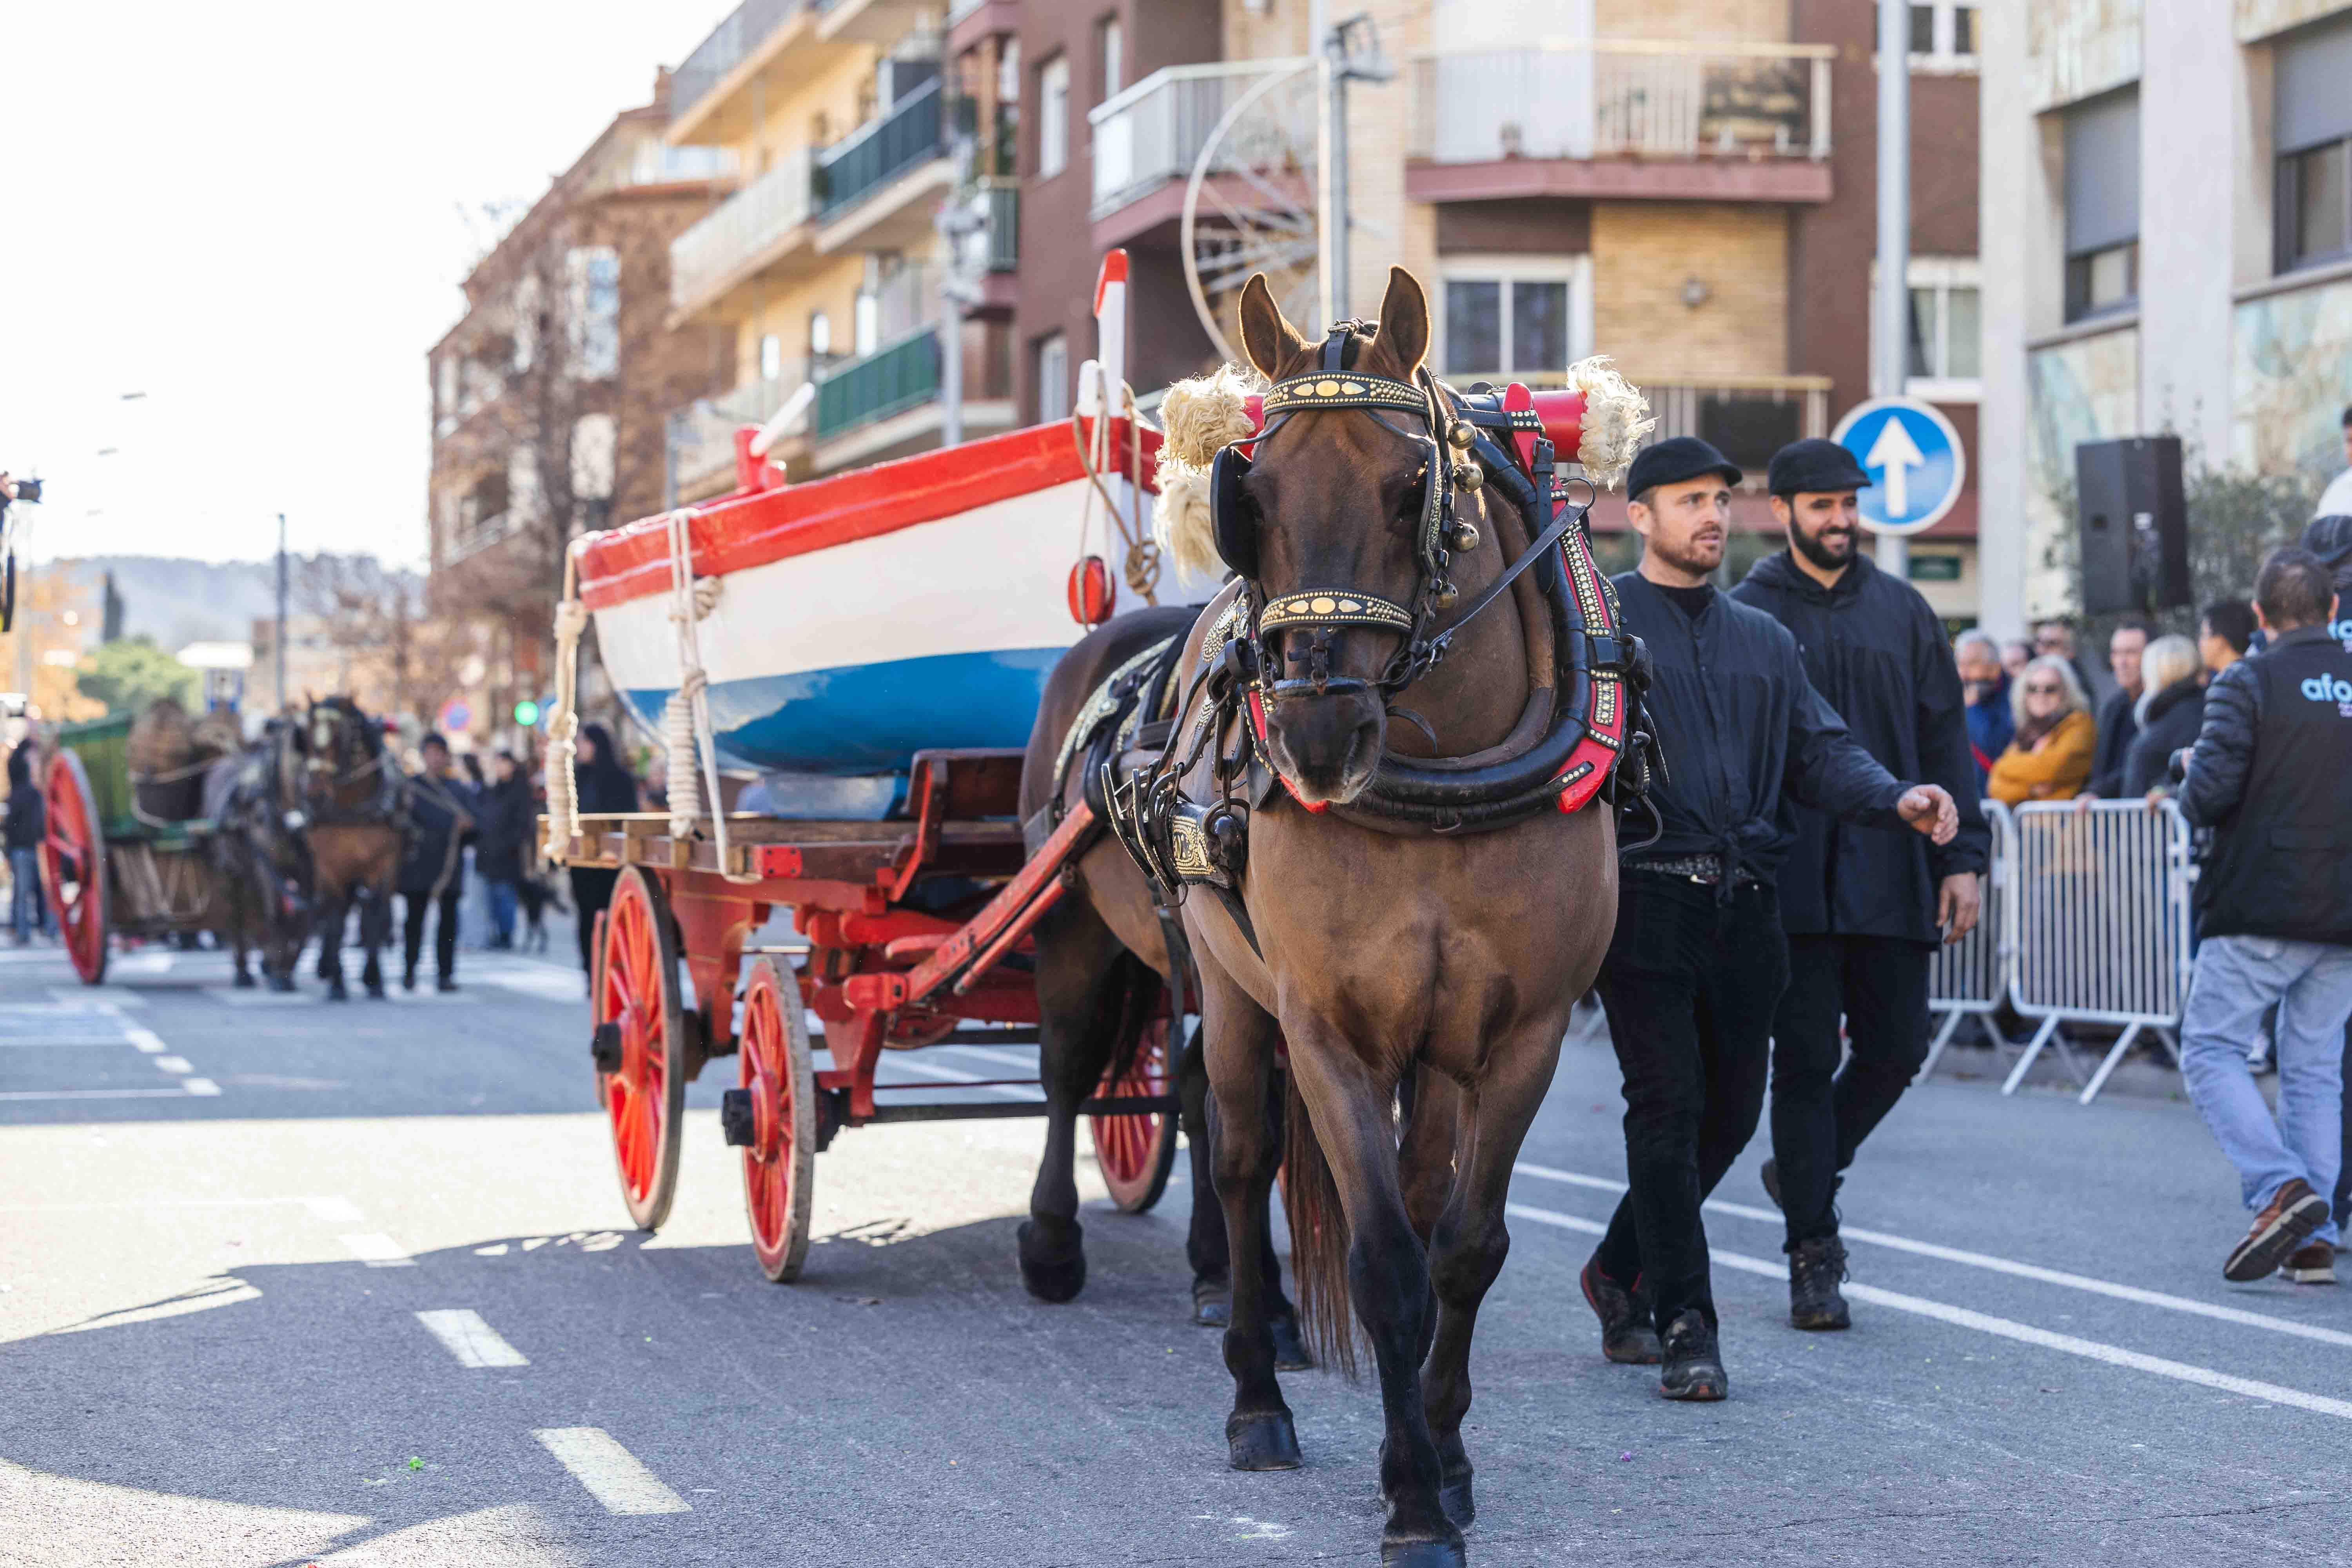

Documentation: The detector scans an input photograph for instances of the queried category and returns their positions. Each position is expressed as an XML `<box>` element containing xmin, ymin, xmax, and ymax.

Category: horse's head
<box><xmin>1230</xmin><ymin>267</ymin><xmax>1437</xmax><ymax>806</ymax></box>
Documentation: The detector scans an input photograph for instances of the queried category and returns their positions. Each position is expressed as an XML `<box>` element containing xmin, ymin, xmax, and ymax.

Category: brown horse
<box><xmin>1045</xmin><ymin>267</ymin><xmax>1627</xmax><ymax>1564</ymax></box>
<box><xmin>297</xmin><ymin>697</ymin><xmax>405</xmax><ymax>1001</ymax></box>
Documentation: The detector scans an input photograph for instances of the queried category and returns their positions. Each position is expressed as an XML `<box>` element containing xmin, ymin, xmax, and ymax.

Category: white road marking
<box><xmin>338</xmin><ymin>1232</ymin><xmax>413</xmax><ymax>1267</ymax></box>
<box><xmin>532</xmin><ymin>1428</ymin><xmax>690</xmax><ymax>1515</ymax></box>
<box><xmin>1513</xmin><ymin>1162</ymin><xmax>2352</xmax><ymax>1351</ymax></box>
<box><xmin>0</xmin><ymin>1087</ymin><xmax>201</xmax><ymax>1102</ymax></box>
<box><xmin>414</xmin><ymin>1309</ymin><xmax>529</xmax><ymax>1368</ymax></box>
<box><xmin>120</xmin><ymin>1024</ymin><xmax>169</xmax><ymax>1054</ymax></box>
<box><xmin>180</xmin><ymin>1078</ymin><xmax>222</xmax><ymax>1096</ymax></box>
<box><xmin>1506</xmin><ymin>1201</ymin><xmax>2352</xmax><ymax>1421</ymax></box>
<box><xmin>878</xmin><ymin>1055</ymin><xmax>1042</xmax><ymax>1101</ymax></box>
<box><xmin>0</xmin><ymin>1037</ymin><xmax>156</xmax><ymax>1047</ymax></box>
<box><xmin>152</xmin><ymin>1056</ymin><xmax>194</xmax><ymax>1074</ymax></box>
<box><xmin>49</xmin><ymin>987</ymin><xmax>145</xmax><ymax>1007</ymax></box>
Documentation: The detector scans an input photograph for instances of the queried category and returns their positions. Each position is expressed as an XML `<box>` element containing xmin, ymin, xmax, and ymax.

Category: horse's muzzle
<box><xmin>1263</xmin><ymin>684</ymin><xmax>1384</xmax><ymax>806</ymax></box>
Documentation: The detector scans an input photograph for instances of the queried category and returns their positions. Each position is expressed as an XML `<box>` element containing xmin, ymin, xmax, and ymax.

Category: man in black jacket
<box><xmin>396</xmin><ymin>734</ymin><xmax>475</xmax><ymax>993</ymax></box>
<box><xmin>2174</xmin><ymin>548</ymin><xmax>2352</xmax><ymax>1284</ymax></box>
<box><xmin>1580</xmin><ymin>436</ymin><xmax>1958</xmax><ymax>1401</ymax></box>
<box><xmin>2300</xmin><ymin>514</ymin><xmax>2352</xmax><ymax>1238</ymax></box>
<box><xmin>1730</xmin><ymin>438</ymin><xmax>1989</xmax><ymax>1330</ymax></box>
<box><xmin>2088</xmin><ymin>618</ymin><xmax>2152</xmax><ymax>796</ymax></box>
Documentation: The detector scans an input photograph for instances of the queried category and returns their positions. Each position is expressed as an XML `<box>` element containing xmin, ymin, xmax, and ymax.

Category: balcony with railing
<box><xmin>1408</xmin><ymin>42</ymin><xmax>1835</xmax><ymax>204</ymax></box>
<box><xmin>444</xmin><ymin>510</ymin><xmax>517</xmax><ymax>568</ymax></box>
<box><xmin>668</xmin><ymin>368</ymin><xmax>823</xmax><ymax>501</ymax></box>
<box><xmin>816</xmin><ymin>327</ymin><xmax>940</xmax><ymax>440</ymax></box>
<box><xmin>669</xmin><ymin>1</ymin><xmax>816</xmax><ymax>143</ymax></box>
<box><xmin>813</xmin><ymin>77</ymin><xmax>950</xmax><ymax>248</ymax></box>
<box><xmin>1089</xmin><ymin>58</ymin><xmax>1313</xmax><ymax>232</ymax></box>
<box><xmin>1641</xmin><ymin>374</ymin><xmax>1832</xmax><ymax>479</ymax></box>
<box><xmin>668</xmin><ymin>146</ymin><xmax>817</xmax><ymax>322</ymax></box>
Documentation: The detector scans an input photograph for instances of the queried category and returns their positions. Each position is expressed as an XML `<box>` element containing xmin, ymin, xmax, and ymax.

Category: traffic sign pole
<box><xmin>1875</xmin><ymin>0</ymin><xmax>1910</xmax><ymax>579</ymax></box>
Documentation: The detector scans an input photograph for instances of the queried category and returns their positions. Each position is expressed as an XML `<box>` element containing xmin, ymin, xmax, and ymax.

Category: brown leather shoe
<box><xmin>2223</xmin><ymin>1179</ymin><xmax>2328</xmax><ymax>1282</ymax></box>
<box><xmin>2281</xmin><ymin>1243</ymin><xmax>2337</xmax><ymax>1285</ymax></box>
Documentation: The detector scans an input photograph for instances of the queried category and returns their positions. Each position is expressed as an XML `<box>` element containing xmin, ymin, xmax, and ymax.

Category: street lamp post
<box><xmin>1874</xmin><ymin>0</ymin><xmax>1911</xmax><ymax>578</ymax></box>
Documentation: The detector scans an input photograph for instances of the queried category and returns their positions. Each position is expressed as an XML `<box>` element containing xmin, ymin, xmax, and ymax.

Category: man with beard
<box><xmin>1728</xmin><ymin>438</ymin><xmax>1987</xmax><ymax>1330</ymax></box>
<box><xmin>1581</xmin><ymin>436</ymin><xmax>1959</xmax><ymax>1400</ymax></box>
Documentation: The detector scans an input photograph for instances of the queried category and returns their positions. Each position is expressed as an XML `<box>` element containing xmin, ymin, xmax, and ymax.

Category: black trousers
<box><xmin>570</xmin><ymin>867</ymin><xmax>619</xmax><ymax>976</ymax></box>
<box><xmin>2339</xmin><ymin>1016</ymin><xmax>2352</xmax><ymax>1229</ymax></box>
<box><xmin>1768</xmin><ymin>933</ymin><xmax>1935</xmax><ymax>1248</ymax></box>
<box><xmin>401</xmin><ymin>887</ymin><xmax>461</xmax><ymax>980</ymax></box>
<box><xmin>1594</xmin><ymin>875</ymin><xmax>1789</xmax><ymax>1331</ymax></box>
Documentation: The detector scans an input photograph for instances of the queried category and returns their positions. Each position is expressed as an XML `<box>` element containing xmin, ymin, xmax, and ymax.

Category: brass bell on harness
<box><xmin>1452</xmin><ymin>463</ymin><xmax>1483</xmax><ymax>491</ymax></box>
<box><xmin>1432</xmin><ymin>579</ymin><xmax>1460</xmax><ymax>609</ymax></box>
<box><xmin>1450</xmin><ymin>521</ymin><xmax>1481</xmax><ymax>552</ymax></box>
<box><xmin>1446</xmin><ymin>422</ymin><xmax>1475</xmax><ymax>450</ymax></box>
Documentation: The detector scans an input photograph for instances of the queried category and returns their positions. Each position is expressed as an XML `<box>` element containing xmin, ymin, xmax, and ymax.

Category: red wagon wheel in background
<box><xmin>1090</xmin><ymin>1007</ymin><xmax>1179</xmax><ymax>1213</ymax></box>
<box><xmin>38</xmin><ymin>749</ymin><xmax>108</xmax><ymax>986</ymax></box>
<box><xmin>731</xmin><ymin>958</ymin><xmax>816</xmax><ymax>1281</ymax></box>
<box><xmin>592</xmin><ymin>866</ymin><xmax>687</xmax><ymax>1230</ymax></box>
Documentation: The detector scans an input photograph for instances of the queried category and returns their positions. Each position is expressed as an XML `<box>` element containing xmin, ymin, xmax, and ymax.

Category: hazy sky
<box><xmin>0</xmin><ymin>2</ymin><xmax>735</xmax><ymax>568</ymax></box>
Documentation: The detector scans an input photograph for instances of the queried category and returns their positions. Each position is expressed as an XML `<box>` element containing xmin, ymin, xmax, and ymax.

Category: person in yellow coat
<box><xmin>1988</xmin><ymin>655</ymin><xmax>2097</xmax><ymax>804</ymax></box>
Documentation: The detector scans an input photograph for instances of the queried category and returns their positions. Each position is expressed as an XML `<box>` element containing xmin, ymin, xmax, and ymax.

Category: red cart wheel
<box><xmin>38</xmin><ymin>749</ymin><xmax>107</xmax><ymax>985</ymax></box>
<box><xmin>1090</xmin><ymin>1011</ymin><xmax>1179</xmax><ymax>1213</ymax></box>
<box><xmin>738</xmin><ymin>958</ymin><xmax>816</xmax><ymax>1282</ymax></box>
<box><xmin>595</xmin><ymin>866</ymin><xmax>686</xmax><ymax>1230</ymax></box>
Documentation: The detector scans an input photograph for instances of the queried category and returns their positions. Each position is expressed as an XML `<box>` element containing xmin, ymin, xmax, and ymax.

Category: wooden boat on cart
<box><xmin>554</xmin><ymin>256</ymin><xmax>1611</xmax><ymax>1280</ymax></box>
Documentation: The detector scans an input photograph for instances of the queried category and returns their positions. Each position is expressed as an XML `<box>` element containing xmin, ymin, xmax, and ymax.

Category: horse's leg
<box><xmin>1199</xmin><ymin>961</ymin><xmax>1298</xmax><ymax>1472</ymax></box>
<box><xmin>1397</xmin><ymin>1065</ymin><xmax>1461</xmax><ymax>1372</ymax></box>
<box><xmin>360</xmin><ymin>880</ymin><xmax>389</xmax><ymax>998</ymax></box>
<box><xmin>1283</xmin><ymin>1024</ymin><xmax>1457</xmax><ymax>1563</ymax></box>
<box><xmin>1018</xmin><ymin>897</ymin><xmax>1131</xmax><ymax>1302</ymax></box>
<box><xmin>1419</xmin><ymin>1018</ymin><xmax>1564</xmax><ymax>1534</ymax></box>
<box><xmin>320</xmin><ymin>883</ymin><xmax>349</xmax><ymax>1002</ymax></box>
<box><xmin>1180</xmin><ymin>1024</ymin><xmax>1230</xmax><ymax>1324</ymax></box>
<box><xmin>226</xmin><ymin>869</ymin><xmax>254</xmax><ymax>988</ymax></box>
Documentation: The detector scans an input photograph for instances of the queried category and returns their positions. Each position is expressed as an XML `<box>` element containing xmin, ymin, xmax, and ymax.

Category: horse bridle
<box><xmin>1208</xmin><ymin>323</ymin><xmax>1593</xmax><ymax>707</ymax></box>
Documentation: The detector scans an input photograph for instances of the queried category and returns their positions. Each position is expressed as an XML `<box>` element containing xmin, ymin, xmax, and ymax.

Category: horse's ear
<box><xmin>1371</xmin><ymin>267</ymin><xmax>1430</xmax><ymax>376</ymax></box>
<box><xmin>1237</xmin><ymin>274</ymin><xmax>1308</xmax><ymax>381</ymax></box>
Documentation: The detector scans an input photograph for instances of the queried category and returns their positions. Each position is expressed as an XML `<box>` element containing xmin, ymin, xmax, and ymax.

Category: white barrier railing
<box><xmin>1922</xmin><ymin>797</ymin><xmax>2196</xmax><ymax>1106</ymax></box>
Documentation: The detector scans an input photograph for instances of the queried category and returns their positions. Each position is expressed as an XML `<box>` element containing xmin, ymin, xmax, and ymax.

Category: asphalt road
<box><xmin>4</xmin><ymin>920</ymin><xmax>2351</xmax><ymax>1567</ymax></box>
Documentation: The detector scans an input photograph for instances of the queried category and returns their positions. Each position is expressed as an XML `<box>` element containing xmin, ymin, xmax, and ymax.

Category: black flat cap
<box><xmin>1626</xmin><ymin>436</ymin><xmax>1741</xmax><ymax>499</ymax></box>
<box><xmin>1768</xmin><ymin>437</ymin><xmax>1872</xmax><ymax>497</ymax></box>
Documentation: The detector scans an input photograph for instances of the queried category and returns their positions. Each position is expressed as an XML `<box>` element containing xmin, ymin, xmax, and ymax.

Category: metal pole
<box><xmin>1312</xmin><ymin>0</ymin><xmax>1336</xmax><ymax>330</ymax></box>
<box><xmin>274</xmin><ymin>512</ymin><xmax>287</xmax><ymax>712</ymax></box>
<box><xmin>1325</xmin><ymin>22</ymin><xmax>1348</xmax><ymax>325</ymax></box>
<box><xmin>941</xmin><ymin>306</ymin><xmax>964</xmax><ymax>448</ymax></box>
<box><xmin>1874</xmin><ymin>0</ymin><xmax>1910</xmax><ymax>579</ymax></box>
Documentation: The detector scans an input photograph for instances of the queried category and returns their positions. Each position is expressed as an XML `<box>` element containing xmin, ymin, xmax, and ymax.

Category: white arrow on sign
<box><xmin>1863</xmin><ymin>414</ymin><xmax>1926</xmax><ymax>519</ymax></box>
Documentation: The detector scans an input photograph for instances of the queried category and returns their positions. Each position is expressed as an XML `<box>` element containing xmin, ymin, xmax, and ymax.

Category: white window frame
<box><xmin>1907</xmin><ymin>0</ymin><xmax>1980</xmax><ymax>74</ymax></box>
<box><xmin>1036</xmin><ymin>332</ymin><xmax>1071</xmax><ymax>424</ymax></box>
<box><xmin>565</xmin><ymin>246</ymin><xmax>621</xmax><ymax>380</ymax></box>
<box><xmin>1099</xmin><ymin>16</ymin><xmax>1123</xmax><ymax>101</ymax></box>
<box><xmin>1432</xmin><ymin>255</ymin><xmax>1593</xmax><ymax>384</ymax></box>
<box><xmin>1874</xmin><ymin>255</ymin><xmax>1981</xmax><ymax>403</ymax></box>
<box><xmin>1038</xmin><ymin>54</ymin><xmax>1070</xmax><ymax>179</ymax></box>
<box><xmin>759</xmin><ymin>332</ymin><xmax>784</xmax><ymax>382</ymax></box>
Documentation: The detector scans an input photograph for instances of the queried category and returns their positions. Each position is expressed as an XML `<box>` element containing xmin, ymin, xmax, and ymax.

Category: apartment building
<box><xmin>1978</xmin><ymin>0</ymin><xmax>2352</xmax><ymax>635</ymax></box>
<box><xmin>427</xmin><ymin>76</ymin><xmax>728</xmax><ymax>624</ymax></box>
<box><xmin>955</xmin><ymin>0</ymin><xmax>1982</xmax><ymax>618</ymax></box>
<box><xmin>659</xmin><ymin>0</ymin><xmax>1024</xmax><ymax>503</ymax></box>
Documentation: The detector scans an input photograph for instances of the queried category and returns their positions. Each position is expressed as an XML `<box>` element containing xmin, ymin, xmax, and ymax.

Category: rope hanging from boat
<box><xmin>1069</xmin><ymin>364</ymin><xmax>1158</xmax><ymax>603</ymax></box>
<box><xmin>663</xmin><ymin>507</ymin><xmax>752</xmax><ymax>882</ymax></box>
<box><xmin>541</xmin><ymin>546</ymin><xmax>587</xmax><ymax>866</ymax></box>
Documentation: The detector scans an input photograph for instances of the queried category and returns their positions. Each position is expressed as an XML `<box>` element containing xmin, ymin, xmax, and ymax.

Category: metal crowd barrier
<box><xmin>1923</xmin><ymin>798</ymin><xmax>2196</xmax><ymax>1106</ymax></box>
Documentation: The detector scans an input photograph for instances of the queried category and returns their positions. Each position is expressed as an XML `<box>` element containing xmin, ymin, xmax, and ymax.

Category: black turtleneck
<box><xmin>1655</xmin><ymin>581</ymin><xmax>1714</xmax><ymax>621</ymax></box>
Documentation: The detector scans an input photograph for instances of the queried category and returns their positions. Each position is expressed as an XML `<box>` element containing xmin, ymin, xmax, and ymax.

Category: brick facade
<box><xmin>1591</xmin><ymin>203</ymin><xmax>1789</xmax><ymax>379</ymax></box>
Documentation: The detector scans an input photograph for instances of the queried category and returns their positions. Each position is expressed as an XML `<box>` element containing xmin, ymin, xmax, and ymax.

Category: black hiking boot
<box><xmin>1789</xmin><ymin>1235</ymin><xmax>1852</xmax><ymax>1330</ymax></box>
<box><xmin>1657</xmin><ymin>1309</ymin><xmax>1728</xmax><ymax>1401</ymax></box>
<box><xmin>1580</xmin><ymin>1257</ymin><xmax>1662</xmax><ymax>1365</ymax></box>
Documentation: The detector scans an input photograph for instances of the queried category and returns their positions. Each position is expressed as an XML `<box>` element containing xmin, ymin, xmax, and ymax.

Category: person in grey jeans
<box><xmin>2174</xmin><ymin>548</ymin><xmax>2352</xmax><ymax>1284</ymax></box>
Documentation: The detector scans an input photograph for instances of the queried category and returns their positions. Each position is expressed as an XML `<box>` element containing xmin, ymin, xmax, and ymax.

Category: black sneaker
<box><xmin>1580</xmin><ymin>1258</ymin><xmax>1662</xmax><ymax>1365</ymax></box>
<box><xmin>1657</xmin><ymin>1309</ymin><xmax>1727</xmax><ymax>1401</ymax></box>
<box><xmin>1789</xmin><ymin>1236</ymin><xmax>1851</xmax><ymax>1330</ymax></box>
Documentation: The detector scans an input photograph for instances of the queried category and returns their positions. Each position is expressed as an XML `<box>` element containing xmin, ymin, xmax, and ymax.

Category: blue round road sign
<box><xmin>1829</xmin><ymin>397</ymin><xmax>1967</xmax><ymax>537</ymax></box>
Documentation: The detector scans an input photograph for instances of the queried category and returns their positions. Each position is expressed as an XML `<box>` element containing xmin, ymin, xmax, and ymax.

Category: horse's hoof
<box><xmin>232</xmin><ymin>972</ymin><xmax>256</xmax><ymax>990</ymax></box>
<box><xmin>1225</xmin><ymin>1411</ymin><xmax>1301</xmax><ymax>1471</ymax></box>
<box><xmin>266</xmin><ymin>976</ymin><xmax>296</xmax><ymax>994</ymax></box>
<box><xmin>1439</xmin><ymin>1475</ymin><xmax>1475</xmax><ymax>1531</ymax></box>
<box><xmin>1191</xmin><ymin>1280</ymin><xmax>1230</xmax><ymax>1328</ymax></box>
<box><xmin>365</xmin><ymin>982</ymin><xmax>387</xmax><ymax>1000</ymax></box>
<box><xmin>1015</xmin><ymin>1218</ymin><xmax>1086</xmax><ymax>1303</ymax></box>
<box><xmin>1381</xmin><ymin>1536</ymin><xmax>1466</xmax><ymax>1568</ymax></box>
<box><xmin>1270</xmin><ymin>1312</ymin><xmax>1313</xmax><ymax>1372</ymax></box>
<box><xmin>326</xmin><ymin>981</ymin><xmax>348</xmax><ymax>1002</ymax></box>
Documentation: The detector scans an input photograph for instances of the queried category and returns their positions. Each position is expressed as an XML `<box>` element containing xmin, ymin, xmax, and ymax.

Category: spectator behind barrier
<box><xmin>1953</xmin><ymin>630</ymin><xmax>2012</xmax><ymax>796</ymax></box>
<box><xmin>2034</xmin><ymin>620</ymin><xmax>2107</xmax><ymax>707</ymax></box>
<box><xmin>1987</xmin><ymin>655</ymin><xmax>2094</xmax><ymax>805</ymax></box>
<box><xmin>2300</xmin><ymin>513</ymin><xmax>2352</xmax><ymax>640</ymax></box>
<box><xmin>2122</xmin><ymin>634</ymin><xmax>2203</xmax><ymax>799</ymax></box>
<box><xmin>2089</xmin><ymin>617</ymin><xmax>2153</xmax><ymax>797</ymax></box>
<box><xmin>2000</xmin><ymin>638</ymin><xmax>2033</xmax><ymax>680</ymax></box>
<box><xmin>2200</xmin><ymin>599</ymin><xmax>2257</xmax><ymax>676</ymax></box>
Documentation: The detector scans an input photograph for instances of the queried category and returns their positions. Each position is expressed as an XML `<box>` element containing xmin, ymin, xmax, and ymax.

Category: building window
<box><xmin>1889</xmin><ymin>257</ymin><xmax>1980</xmax><ymax>399</ymax></box>
<box><xmin>1437</xmin><ymin>259</ymin><xmax>1592</xmax><ymax>383</ymax></box>
<box><xmin>1907</xmin><ymin>2</ymin><xmax>1978</xmax><ymax>70</ymax></box>
<box><xmin>566</xmin><ymin>247</ymin><xmax>621</xmax><ymax>379</ymax></box>
<box><xmin>1036</xmin><ymin>332</ymin><xmax>1070</xmax><ymax>424</ymax></box>
<box><xmin>2062</xmin><ymin>89</ymin><xmax>2139</xmax><ymax>322</ymax></box>
<box><xmin>759</xmin><ymin>333</ymin><xmax>783</xmax><ymax>382</ymax></box>
<box><xmin>1038</xmin><ymin>54</ymin><xmax>1069</xmax><ymax>179</ymax></box>
<box><xmin>1098</xmin><ymin>16</ymin><xmax>1123</xmax><ymax>102</ymax></box>
<box><xmin>2274</xmin><ymin>14</ymin><xmax>2352</xmax><ymax>274</ymax></box>
<box><xmin>808</xmin><ymin>310</ymin><xmax>832</xmax><ymax>361</ymax></box>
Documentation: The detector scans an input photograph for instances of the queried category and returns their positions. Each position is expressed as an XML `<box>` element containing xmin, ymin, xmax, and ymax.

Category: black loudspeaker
<box><xmin>2075</xmin><ymin>436</ymin><xmax>2190</xmax><ymax>615</ymax></box>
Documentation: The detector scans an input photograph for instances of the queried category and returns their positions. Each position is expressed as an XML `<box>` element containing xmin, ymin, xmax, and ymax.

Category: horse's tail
<box><xmin>1282</xmin><ymin>1071</ymin><xmax>1359</xmax><ymax>1378</ymax></box>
